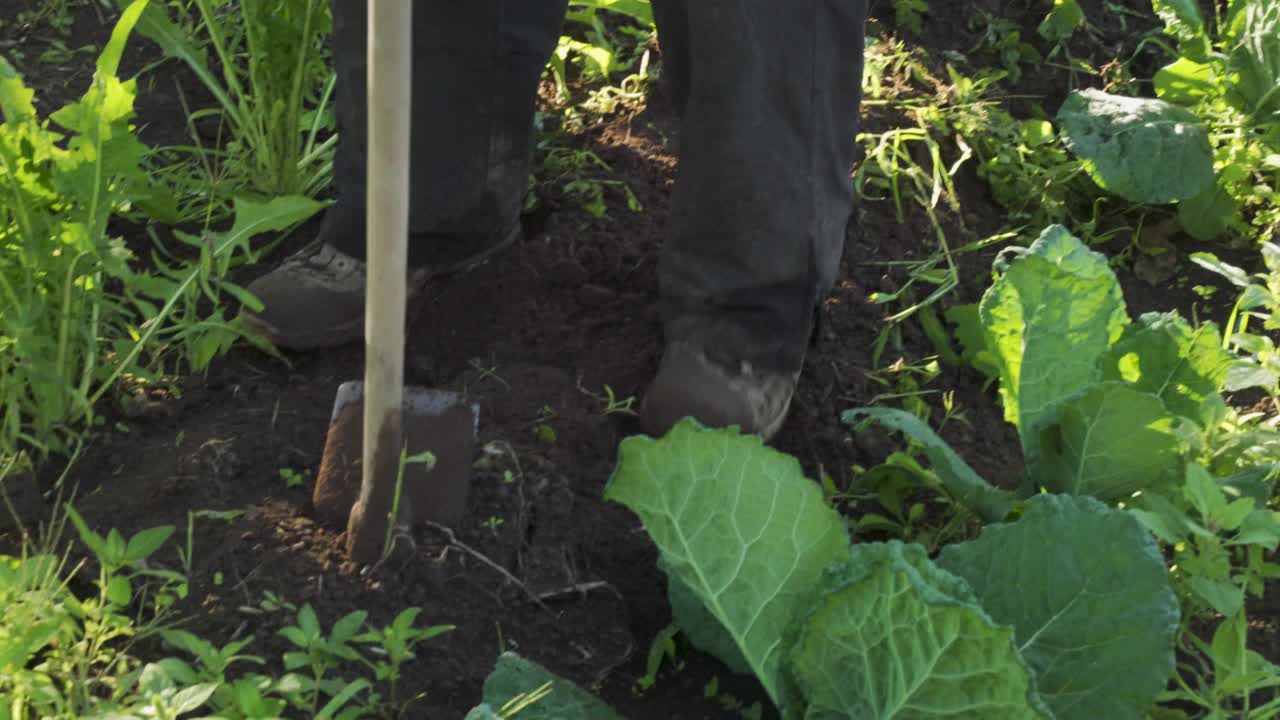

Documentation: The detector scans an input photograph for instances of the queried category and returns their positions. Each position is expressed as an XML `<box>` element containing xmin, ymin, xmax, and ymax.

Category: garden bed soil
<box><xmin>2</xmin><ymin>0</ymin><xmax>1278</xmax><ymax>717</ymax></box>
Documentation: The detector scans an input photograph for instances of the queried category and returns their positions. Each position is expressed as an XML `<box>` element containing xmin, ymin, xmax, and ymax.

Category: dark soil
<box><xmin>2</xmin><ymin>0</ymin><xmax>1277</xmax><ymax>718</ymax></box>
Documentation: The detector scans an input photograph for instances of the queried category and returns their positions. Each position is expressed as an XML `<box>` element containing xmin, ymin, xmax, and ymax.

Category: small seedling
<box><xmin>533</xmin><ymin>405</ymin><xmax>558</xmax><ymax>445</ymax></box>
<box><xmin>635</xmin><ymin>624</ymin><xmax>681</xmax><ymax>693</ymax></box>
<box><xmin>278</xmin><ymin>467</ymin><xmax>309</xmax><ymax>488</ymax></box>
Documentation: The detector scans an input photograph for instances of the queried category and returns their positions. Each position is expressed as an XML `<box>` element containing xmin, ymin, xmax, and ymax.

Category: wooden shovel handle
<box><xmin>350</xmin><ymin>0</ymin><xmax>412</xmax><ymax>562</ymax></box>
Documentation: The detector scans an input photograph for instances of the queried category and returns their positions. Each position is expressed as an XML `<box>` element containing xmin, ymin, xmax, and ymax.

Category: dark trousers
<box><xmin>321</xmin><ymin>1</ymin><xmax>867</xmax><ymax>373</ymax></box>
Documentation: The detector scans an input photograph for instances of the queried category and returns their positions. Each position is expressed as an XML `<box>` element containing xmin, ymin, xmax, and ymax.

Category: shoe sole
<box><xmin>242</xmin><ymin>225</ymin><xmax>522</xmax><ymax>351</ymax></box>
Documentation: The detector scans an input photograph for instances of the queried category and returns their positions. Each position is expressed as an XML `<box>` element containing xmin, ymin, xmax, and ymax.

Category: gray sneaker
<box><xmin>241</xmin><ymin>227</ymin><xmax>519</xmax><ymax>350</ymax></box>
<box><xmin>639</xmin><ymin>342</ymin><xmax>799</xmax><ymax>441</ymax></box>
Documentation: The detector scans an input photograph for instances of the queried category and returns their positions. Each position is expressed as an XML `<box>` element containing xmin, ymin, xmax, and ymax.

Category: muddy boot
<box><xmin>242</xmin><ymin>225</ymin><xmax>519</xmax><ymax>350</ymax></box>
<box><xmin>640</xmin><ymin>342</ymin><xmax>799</xmax><ymax>440</ymax></box>
<box><xmin>242</xmin><ymin>0</ymin><xmax>565</xmax><ymax>350</ymax></box>
<box><xmin>241</xmin><ymin>242</ymin><xmax>373</xmax><ymax>350</ymax></box>
<box><xmin>641</xmin><ymin>0</ymin><xmax>867</xmax><ymax>439</ymax></box>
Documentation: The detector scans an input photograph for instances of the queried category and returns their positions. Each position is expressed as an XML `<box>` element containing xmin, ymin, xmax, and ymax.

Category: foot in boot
<box><xmin>640</xmin><ymin>342</ymin><xmax>799</xmax><ymax>441</ymax></box>
<box><xmin>241</xmin><ymin>227</ymin><xmax>519</xmax><ymax>351</ymax></box>
<box><xmin>241</xmin><ymin>242</ymin><xmax>391</xmax><ymax>351</ymax></box>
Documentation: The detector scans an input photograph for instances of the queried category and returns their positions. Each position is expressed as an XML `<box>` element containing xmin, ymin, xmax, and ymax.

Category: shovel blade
<box><xmin>313</xmin><ymin>381</ymin><xmax>479</xmax><ymax>529</ymax></box>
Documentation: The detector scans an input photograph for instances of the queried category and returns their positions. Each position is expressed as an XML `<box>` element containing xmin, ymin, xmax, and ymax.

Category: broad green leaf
<box><xmin>1210</xmin><ymin>611</ymin><xmax>1276</xmax><ymax>696</ymax></box>
<box><xmin>107</xmin><ymin>575</ymin><xmax>132</xmax><ymax>606</ymax></box>
<box><xmin>1231</xmin><ymin>509</ymin><xmax>1280</xmax><ymax>550</ymax></box>
<box><xmin>1226</xmin><ymin>1</ymin><xmax>1280</xmax><ymax>120</ymax></box>
<box><xmin>63</xmin><ymin>505</ymin><xmax>107</xmax><ymax>560</ymax></box>
<box><xmin>168</xmin><ymin>683</ymin><xmax>218</xmax><ymax>714</ymax></box>
<box><xmin>1189</xmin><ymin>251</ymin><xmax>1252</xmax><ymax>288</ymax></box>
<box><xmin>316</xmin><ymin>678</ymin><xmax>371</xmax><ymax>720</ymax></box>
<box><xmin>1218</xmin><ymin>463</ymin><xmax>1279</xmax><ymax>505</ymax></box>
<box><xmin>944</xmin><ymin>303</ymin><xmax>999</xmax><ymax>379</ymax></box>
<box><xmin>1216</xmin><ymin>498</ymin><xmax>1255</xmax><ymax>531</ymax></box>
<box><xmin>223</xmin><ymin>195</ymin><xmax>328</xmax><ymax>260</ymax></box>
<box><xmin>119</xmin><ymin>0</ymin><xmax>239</xmax><ymax>117</ymax></box>
<box><xmin>97</xmin><ymin>0</ymin><xmax>150</xmax><ymax>77</ymax></box>
<box><xmin>980</xmin><ymin>226</ymin><xmax>1127</xmax><ymax>463</ymax></box>
<box><xmin>843</xmin><ymin>408</ymin><xmax>1013</xmax><ymax>522</ymax></box>
<box><xmin>328</xmin><ymin>610</ymin><xmax>368</xmax><ymax>647</ymax></box>
<box><xmin>1154</xmin><ymin>57</ymin><xmax>1218</xmax><ymax>105</ymax></box>
<box><xmin>1130</xmin><ymin>507</ymin><xmax>1189</xmax><ymax>545</ymax></box>
<box><xmin>789</xmin><ymin>542</ymin><xmax>1047</xmax><ymax>719</ymax></box>
<box><xmin>1039</xmin><ymin>0</ymin><xmax>1085</xmax><ymax>41</ymax></box>
<box><xmin>0</xmin><ymin>57</ymin><xmax>36</xmax><ymax>122</ymax></box>
<box><xmin>464</xmin><ymin>707</ymin><xmax>502</xmax><ymax>720</ymax></box>
<box><xmin>661</xmin><ymin>558</ymin><xmax>750</xmax><ymax>674</ymax></box>
<box><xmin>1178</xmin><ymin>182</ymin><xmax>1240</xmax><ymax>241</ymax></box>
<box><xmin>479</xmin><ymin>653</ymin><xmax>622</xmax><ymax>719</ymax></box>
<box><xmin>297</xmin><ymin>604</ymin><xmax>321</xmax><ymax>639</ymax></box>
<box><xmin>1031</xmin><ymin>383</ymin><xmax>1184</xmax><ymax>501</ymax></box>
<box><xmin>1058</xmin><ymin>88</ymin><xmax>1215</xmax><ymax>204</ymax></box>
<box><xmin>1225</xmin><ymin>362</ymin><xmax>1278</xmax><ymax>392</ymax></box>
<box><xmin>1152</xmin><ymin>0</ymin><xmax>1211</xmax><ymax>59</ymax></box>
<box><xmin>1100</xmin><ymin>312</ymin><xmax>1232</xmax><ymax>425</ymax></box>
<box><xmin>1185</xmin><ymin>463</ymin><xmax>1228</xmax><ymax>520</ymax></box>
<box><xmin>938</xmin><ymin>494</ymin><xmax>1180</xmax><ymax>720</ymax></box>
<box><xmin>124</xmin><ymin>525</ymin><xmax>175</xmax><ymax>564</ymax></box>
<box><xmin>1187</xmin><ymin>575</ymin><xmax>1244</xmax><ymax>617</ymax></box>
<box><xmin>604</xmin><ymin>419</ymin><xmax>848</xmax><ymax>708</ymax></box>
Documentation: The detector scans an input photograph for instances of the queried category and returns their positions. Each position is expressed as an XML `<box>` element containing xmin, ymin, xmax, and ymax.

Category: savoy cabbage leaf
<box><xmin>790</xmin><ymin>542</ymin><xmax>1048</xmax><ymax>719</ymax></box>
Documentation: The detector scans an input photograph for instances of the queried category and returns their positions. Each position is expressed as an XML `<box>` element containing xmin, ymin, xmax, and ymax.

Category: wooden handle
<box><xmin>350</xmin><ymin>0</ymin><xmax>412</xmax><ymax>561</ymax></box>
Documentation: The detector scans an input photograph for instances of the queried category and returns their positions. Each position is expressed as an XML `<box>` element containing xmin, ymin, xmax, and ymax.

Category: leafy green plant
<box><xmin>602</xmin><ymin>419</ymin><xmax>1179</xmax><ymax>719</ymax></box>
<box><xmin>872</xmin><ymin>224</ymin><xmax>1280</xmax><ymax>715</ymax></box>
<box><xmin>2</xmin><ymin>497</ymin><xmax>454</xmax><ymax>718</ymax></box>
<box><xmin>968</xmin><ymin>13</ymin><xmax>1042</xmax><ymax>84</ymax></box>
<box><xmin>1160</xmin><ymin>610</ymin><xmax>1280</xmax><ymax>718</ymax></box>
<box><xmin>354</xmin><ymin>607</ymin><xmax>454</xmax><ymax>713</ymax></box>
<box><xmin>547</xmin><ymin>0</ymin><xmax>654</xmax><ymax>106</ymax></box>
<box><xmin>916</xmin><ymin>225</ymin><xmax>1258</xmax><ymax>509</ymax></box>
<box><xmin>467</xmin><ymin>653</ymin><xmax>620</xmax><ymax>720</ymax></box>
<box><xmin>1058</xmin><ymin>88</ymin><xmax>1216</xmax><ymax>205</ymax></box>
<box><xmin>892</xmin><ymin>0</ymin><xmax>928</xmax><ymax>34</ymax></box>
<box><xmin>0</xmin><ymin>1</ymin><xmax>323</xmax><ymax>463</ymax></box>
<box><xmin>279</xmin><ymin>466</ymin><xmax>309</xmax><ymax>488</ymax></box>
<box><xmin>1057</xmin><ymin>0</ymin><xmax>1280</xmax><ymax>243</ymax></box>
<box><xmin>1131</xmin><ymin>463</ymin><xmax>1280</xmax><ymax>620</ymax></box>
<box><xmin>1190</xmin><ymin>244</ymin><xmax>1280</xmax><ymax>394</ymax></box>
<box><xmin>1038</xmin><ymin>0</ymin><xmax>1086</xmax><ymax>44</ymax></box>
<box><xmin>122</xmin><ymin>0</ymin><xmax>336</xmax><ymax>208</ymax></box>
<box><xmin>0</xmin><ymin>1</ymin><xmax>159</xmax><ymax>459</ymax></box>
<box><xmin>0</xmin><ymin>502</ymin><xmax>202</xmax><ymax>717</ymax></box>
<box><xmin>155</xmin><ymin>602</ymin><xmax>453</xmax><ymax>720</ymax></box>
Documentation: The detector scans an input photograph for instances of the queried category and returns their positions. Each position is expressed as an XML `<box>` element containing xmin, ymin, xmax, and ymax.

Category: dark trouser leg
<box><xmin>650</xmin><ymin>0</ymin><xmax>867</xmax><ymax>373</ymax></box>
<box><xmin>322</xmin><ymin>0</ymin><xmax>568</xmax><ymax>267</ymax></box>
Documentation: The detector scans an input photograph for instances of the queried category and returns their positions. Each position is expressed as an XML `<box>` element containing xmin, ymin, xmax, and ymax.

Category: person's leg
<box><xmin>243</xmin><ymin>0</ymin><xmax>568</xmax><ymax>350</ymax></box>
<box><xmin>641</xmin><ymin>0</ymin><xmax>868</xmax><ymax>439</ymax></box>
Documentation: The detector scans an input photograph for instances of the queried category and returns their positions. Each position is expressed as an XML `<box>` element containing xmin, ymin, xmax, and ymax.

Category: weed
<box><xmin>578</xmin><ymin>378</ymin><xmax>637</xmax><ymax>416</ymax></box>
<box><xmin>124</xmin><ymin>0</ymin><xmax>336</xmax><ymax>212</ymax></box>
<box><xmin>891</xmin><ymin>0</ymin><xmax>928</xmax><ymax>34</ymax></box>
<box><xmin>0</xmin><ymin>5</ymin><xmax>322</xmax><ymax>464</ymax></box>
<box><xmin>1</xmin><ymin>491</ymin><xmax>454</xmax><ymax>718</ymax></box>
<box><xmin>279</xmin><ymin>466</ymin><xmax>309</xmax><ymax>488</ymax></box>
